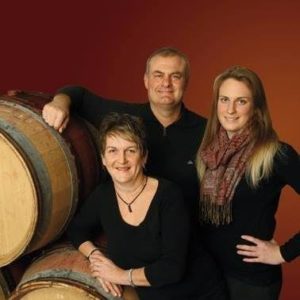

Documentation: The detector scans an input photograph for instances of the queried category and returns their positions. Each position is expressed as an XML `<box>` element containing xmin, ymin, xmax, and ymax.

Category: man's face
<box><xmin>144</xmin><ymin>55</ymin><xmax>187</xmax><ymax>110</ymax></box>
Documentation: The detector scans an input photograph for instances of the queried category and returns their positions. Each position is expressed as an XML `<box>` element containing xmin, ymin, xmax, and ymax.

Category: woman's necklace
<box><xmin>116</xmin><ymin>177</ymin><xmax>148</xmax><ymax>213</ymax></box>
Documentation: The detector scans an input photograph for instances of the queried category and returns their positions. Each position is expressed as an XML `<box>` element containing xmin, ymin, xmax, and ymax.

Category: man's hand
<box><xmin>42</xmin><ymin>94</ymin><xmax>71</xmax><ymax>133</ymax></box>
<box><xmin>236</xmin><ymin>235</ymin><xmax>286</xmax><ymax>265</ymax></box>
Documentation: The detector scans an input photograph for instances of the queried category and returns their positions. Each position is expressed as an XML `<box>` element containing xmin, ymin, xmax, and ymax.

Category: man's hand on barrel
<box><xmin>42</xmin><ymin>94</ymin><xmax>71</xmax><ymax>133</ymax></box>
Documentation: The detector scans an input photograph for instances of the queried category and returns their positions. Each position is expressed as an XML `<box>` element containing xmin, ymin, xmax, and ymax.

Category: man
<box><xmin>43</xmin><ymin>47</ymin><xmax>205</xmax><ymax>220</ymax></box>
<box><xmin>43</xmin><ymin>47</ymin><xmax>227</xmax><ymax>299</ymax></box>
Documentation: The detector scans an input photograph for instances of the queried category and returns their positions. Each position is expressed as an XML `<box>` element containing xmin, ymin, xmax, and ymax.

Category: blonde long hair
<box><xmin>197</xmin><ymin>66</ymin><xmax>281</xmax><ymax>187</ymax></box>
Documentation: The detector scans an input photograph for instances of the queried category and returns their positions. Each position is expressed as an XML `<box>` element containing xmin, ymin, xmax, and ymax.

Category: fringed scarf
<box><xmin>199</xmin><ymin>127</ymin><xmax>254</xmax><ymax>226</ymax></box>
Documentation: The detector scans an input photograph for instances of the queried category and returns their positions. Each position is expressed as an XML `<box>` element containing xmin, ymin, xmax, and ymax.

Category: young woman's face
<box><xmin>217</xmin><ymin>78</ymin><xmax>254</xmax><ymax>139</ymax></box>
<box><xmin>101</xmin><ymin>134</ymin><xmax>146</xmax><ymax>185</ymax></box>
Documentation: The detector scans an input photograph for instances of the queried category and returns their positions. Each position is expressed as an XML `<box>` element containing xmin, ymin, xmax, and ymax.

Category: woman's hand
<box><xmin>89</xmin><ymin>253</ymin><xmax>127</xmax><ymax>297</ymax></box>
<box><xmin>236</xmin><ymin>235</ymin><xmax>286</xmax><ymax>265</ymax></box>
<box><xmin>90</xmin><ymin>254</ymin><xmax>127</xmax><ymax>283</ymax></box>
<box><xmin>97</xmin><ymin>277</ymin><xmax>123</xmax><ymax>298</ymax></box>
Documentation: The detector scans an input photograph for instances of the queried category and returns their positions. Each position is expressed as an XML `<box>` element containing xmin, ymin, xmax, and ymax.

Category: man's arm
<box><xmin>42</xmin><ymin>86</ymin><xmax>141</xmax><ymax>133</ymax></box>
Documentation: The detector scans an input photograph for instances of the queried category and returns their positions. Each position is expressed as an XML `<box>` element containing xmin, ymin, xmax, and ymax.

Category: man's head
<box><xmin>144</xmin><ymin>47</ymin><xmax>190</xmax><ymax>111</ymax></box>
<box><xmin>145</xmin><ymin>47</ymin><xmax>190</xmax><ymax>84</ymax></box>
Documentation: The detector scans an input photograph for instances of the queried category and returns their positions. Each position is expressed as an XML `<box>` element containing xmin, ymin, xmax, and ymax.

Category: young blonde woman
<box><xmin>68</xmin><ymin>113</ymin><xmax>227</xmax><ymax>300</ymax></box>
<box><xmin>197</xmin><ymin>66</ymin><xmax>300</xmax><ymax>300</ymax></box>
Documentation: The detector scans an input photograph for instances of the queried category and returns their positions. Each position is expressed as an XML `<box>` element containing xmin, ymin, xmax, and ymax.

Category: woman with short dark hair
<box><xmin>68</xmin><ymin>112</ymin><xmax>228</xmax><ymax>300</ymax></box>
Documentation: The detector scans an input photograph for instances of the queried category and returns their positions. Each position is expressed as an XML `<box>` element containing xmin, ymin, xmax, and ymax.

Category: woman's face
<box><xmin>217</xmin><ymin>78</ymin><xmax>254</xmax><ymax>139</ymax></box>
<box><xmin>101</xmin><ymin>134</ymin><xmax>146</xmax><ymax>185</ymax></box>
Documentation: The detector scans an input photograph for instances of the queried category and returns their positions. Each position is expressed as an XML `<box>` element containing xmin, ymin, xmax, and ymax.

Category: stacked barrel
<box><xmin>0</xmin><ymin>92</ymin><xmax>105</xmax><ymax>299</ymax></box>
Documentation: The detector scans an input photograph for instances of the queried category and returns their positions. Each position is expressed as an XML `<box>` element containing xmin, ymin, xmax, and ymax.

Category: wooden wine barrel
<box><xmin>0</xmin><ymin>92</ymin><xmax>100</xmax><ymax>267</ymax></box>
<box><xmin>10</xmin><ymin>244</ymin><xmax>139</xmax><ymax>300</ymax></box>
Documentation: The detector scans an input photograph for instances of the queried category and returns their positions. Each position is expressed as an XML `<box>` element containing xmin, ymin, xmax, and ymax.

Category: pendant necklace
<box><xmin>116</xmin><ymin>177</ymin><xmax>148</xmax><ymax>213</ymax></box>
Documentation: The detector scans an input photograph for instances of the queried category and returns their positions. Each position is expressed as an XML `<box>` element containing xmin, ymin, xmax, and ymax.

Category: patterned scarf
<box><xmin>199</xmin><ymin>127</ymin><xmax>254</xmax><ymax>225</ymax></box>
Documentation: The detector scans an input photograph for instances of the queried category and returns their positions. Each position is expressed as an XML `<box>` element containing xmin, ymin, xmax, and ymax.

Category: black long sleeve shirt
<box><xmin>60</xmin><ymin>86</ymin><xmax>225</xmax><ymax>297</ymax></box>
<box><xmin>200</xmin><ymin>143</ymin><xmax>300</xmax><ymax>285</ymax></box>
<box><xmin>67</xmin><ymin>178</ymin><xmax>222</xmax><ymax>299</ymax></box>
<box><xmin>58</xmin><ymin>86</ymin><xmax>206</xmax><ymax>224</ymax></box>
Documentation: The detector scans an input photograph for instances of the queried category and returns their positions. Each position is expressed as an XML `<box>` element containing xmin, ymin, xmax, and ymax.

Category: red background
<box><xmin>1</xmin><ymin>1</ymin><xmax>299</xmax><ymax>298</ymax></box>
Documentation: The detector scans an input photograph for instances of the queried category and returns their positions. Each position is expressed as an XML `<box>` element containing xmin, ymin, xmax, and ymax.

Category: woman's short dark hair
<box><xmin>98</xmin><ymin>112</ymin><xmax>148</xmax><ymax>158</ymax></box>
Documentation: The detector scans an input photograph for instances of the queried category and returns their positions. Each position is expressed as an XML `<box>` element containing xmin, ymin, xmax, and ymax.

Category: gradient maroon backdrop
<box><xmin>1</xmin><ymin>1</ymin><xmax>299</xmax><ymax>299</ymax></box>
